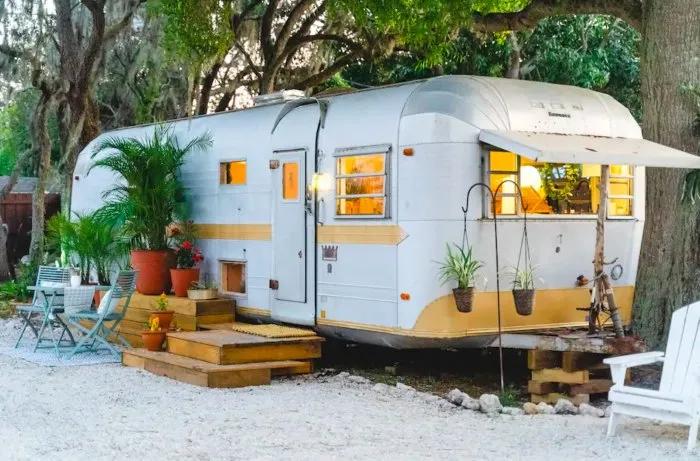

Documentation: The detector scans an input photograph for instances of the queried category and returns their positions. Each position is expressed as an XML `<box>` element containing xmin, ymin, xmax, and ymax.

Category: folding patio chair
<box><xmin>66</xmin><ymin>270</ymin><xmax>137</xmax><ymax>358</ymax></box>
<box><xmin>15</xmin><ymin>266</ymin><xmax>74</xmax><ymax>352</ymax></box>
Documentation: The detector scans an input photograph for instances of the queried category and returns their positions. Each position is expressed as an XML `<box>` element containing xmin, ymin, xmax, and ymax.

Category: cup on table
<box><xmin>70</xmin><ymin>275</ymin><xmax>82</xmax><ymax>288</ymax></box>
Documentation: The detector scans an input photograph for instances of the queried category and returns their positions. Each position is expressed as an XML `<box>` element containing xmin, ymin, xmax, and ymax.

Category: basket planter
<box><xmin>149</xmin><ymin>311</ymin><xmax>175</xmax><ymax>331</ymax></box>
<box><xmin>512</xmin><ymin>289</ymin><xmax>535</xmax><ymax>316</ymax></box>
<box><xmin>170</xmin><ymin>268</ymin><xmax>200</xmax><ymax>297</ymax></box>
<box><xmin>141</xmin><ymin>330</ymin><xmax>167</xmax><ymax>351</ymax></box>
<box><xmin>131</xmin><ymin>250</ymin><xmax>173</xmax><ymax>295</ymax></box>
<box><xmin>187</xmin><ymin>288</ymin><xmax>218</xmax><ymax>300</ymax></box>
<box><xmin>453</xmin><ymin>287</ymin><xmax>475</xmax><ymax>313</ymax></box>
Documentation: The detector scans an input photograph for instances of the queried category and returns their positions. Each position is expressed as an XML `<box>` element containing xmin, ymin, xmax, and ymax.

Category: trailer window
<box><xmin>220</xmin><ymin>160</ymin><xmax>246</xmax><ymax>185</ymax></box>
<box><xmin>488</xmin><ymin>151</ymin><xmax>633</xmax><ymax>217</ymax></box>
<box><xmin>335</xmin><ymin>152</ymin><xmax>387</xmax><ymax>216</ymax></box>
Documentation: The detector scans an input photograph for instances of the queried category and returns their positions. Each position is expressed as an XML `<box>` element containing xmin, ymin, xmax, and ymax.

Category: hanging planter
<box><xmin>453</xmin><ymin>287</ymin><xmax>475</xmax><ymax>313</ymax></box>
<box><xmin>508</xmin><ymin>211</ymin><xmax>537</xmax><ymax>317</ymax></box>
<box><xmin>512</xmin><ymin>288</ymin><xmax>535</xmax><ymax>316</ymax></box>
<box><xmin>437</xmin><ymin>243</ymin><xmax>483</xmax><ymax>314</ymax></box>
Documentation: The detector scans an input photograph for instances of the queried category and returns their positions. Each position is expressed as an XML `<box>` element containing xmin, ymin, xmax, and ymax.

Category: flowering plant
<box><xmin>155</xmin><ymin>293</ymin><xmax>169</xmax><ymax>311</ymax></box>
<box><xmin>174</xmin><ymin>240</ymin><xmax>203</xmax><ymax>268</ymax></box>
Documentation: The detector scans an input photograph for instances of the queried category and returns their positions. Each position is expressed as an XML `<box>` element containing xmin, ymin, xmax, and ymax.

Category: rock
<box><xmin>446</xmin><ymin>388</ymin><xmax>465</xmax><ymax>405</ymax></box>
<box><xmin>536</xmin><ymin>402</ymin><xmax>555</xmax><ymax>415</ymax></box>
<box><xmin>554</xmin><ymin>398</ymin><xmax>578</xmax><ymax>415</ymax></box>
<box><xmin>336</xmin><ymin>371</ymin><xmax>350</xmax><ymax>380</ymax></box>
<box><xmin>604</xmin><ymin>406</ymin><xmax>613</xmax><ymax>418</ymax></box>
<box><xmin>478</xmin><ymin>394</ymin><xmax>503</xmax><ymax>414</ymax></box>
<box><xmin>579</xmin><ymin>403</ymin><xmax>605</xmax><ymax>418</ymax></box>
<box><xmin>523</xmin><ymin>402</ymin><xmax>539</xmax><ymax>415</ymax></box>
<box><xmin>421</xmin><ymin>394</ymin><xmax>441</xmax><ymax>404</ymax></box>
<box><xmin>372</xmin><ymin>383</ymin><xmax>391</xmax><ymax>394</ymax></box>
<box><xmin>461</xmin><ymin>395</ymin><xmax>481</xmax><ymax>411</ymax></box>
<box><xmin>396</xmin><ymin>382</ymin><xmax>416</xmax><ymax>393</ymax></box>
<box><xmin>501</xmin><ymin>406</ymin><xmax>524</xmax><ymax>416</ymax></box>
<box><xmin>347</xmin><ymin>375</ymin><xmax>371</xmax><ymax>385</ymax></box>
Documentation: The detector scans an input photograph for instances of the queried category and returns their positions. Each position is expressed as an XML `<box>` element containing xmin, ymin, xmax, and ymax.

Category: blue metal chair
<box><xmin>15</xmin><ymin>266</ymin><xmax>74</xmax><ymax>352</ymax></box>
<box><xmin>65</xmin><ymin>270</ymin><xmax>137</xmax><ymax>358</ymax></box>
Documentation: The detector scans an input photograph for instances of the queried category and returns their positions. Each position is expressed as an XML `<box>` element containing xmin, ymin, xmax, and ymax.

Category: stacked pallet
<box><xmin>123</xmin><ymin>328</ymin><xmax>323</xmax><ymax>388</ymax></box>
<box><xmin>116</xmin><ymin>293</ymin><xmax>235</xmax><ymax>347</ymax></box>
<box><xmin>527</xmin><ymin>349</ymin><xmax>613</xmax><ymax>404</ymax></box>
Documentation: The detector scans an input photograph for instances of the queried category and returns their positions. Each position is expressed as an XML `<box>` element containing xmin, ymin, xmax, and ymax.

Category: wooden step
<box><xmin>122</xmin><ymin>293</ymin><xmax>235</xmax><ymax>316</ymax></box>
<box><xmin>123</xmin><ymin>348</ymin><xmax>312</xmax><ymax>388</ymax></box>
<box><xmin>166</xmin><ymin>329</ymin><xmax>323</xmax><ymax>365</ymax></box>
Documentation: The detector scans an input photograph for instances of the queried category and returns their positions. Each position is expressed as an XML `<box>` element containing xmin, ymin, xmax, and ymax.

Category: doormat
<box><xmin>230</xmin><ymin>323</ymin><xmax>317</xmax><ymax>338</ymax></box>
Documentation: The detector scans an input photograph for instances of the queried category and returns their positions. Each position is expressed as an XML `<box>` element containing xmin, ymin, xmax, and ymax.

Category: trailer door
<box><xmin>271</xmin><ymin>148</ymin><xmax>314</xmax><ymax>324</ymax></box>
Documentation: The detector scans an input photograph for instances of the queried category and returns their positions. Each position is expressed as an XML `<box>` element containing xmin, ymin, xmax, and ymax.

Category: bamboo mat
<box><xmin>230</xmin><ymin>323</ymin><xmax>317</xmax><ymax>338</ymax></box>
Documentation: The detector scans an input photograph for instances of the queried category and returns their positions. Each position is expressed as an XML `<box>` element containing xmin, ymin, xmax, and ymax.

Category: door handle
<box><xmin>298</xmin><ymin>250</ymin><xmax>303</xmax><ymax>259</ymax></box>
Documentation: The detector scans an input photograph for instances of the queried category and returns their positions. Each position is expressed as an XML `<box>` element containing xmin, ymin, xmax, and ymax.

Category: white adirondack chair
<box><xmin>604</xmin><ymin>302</ymin><xmax>700</xmax><ymax>450</ymax></box>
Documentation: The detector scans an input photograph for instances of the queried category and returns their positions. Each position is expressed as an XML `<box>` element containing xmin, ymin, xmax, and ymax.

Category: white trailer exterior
<box><xmin>72</xmin><ymin>76</ymin><xmax>700</xmax><ymax>348</ymax></box>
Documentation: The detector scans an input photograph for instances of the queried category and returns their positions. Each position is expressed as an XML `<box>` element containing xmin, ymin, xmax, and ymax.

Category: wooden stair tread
<box><xmin>123</xmin><ymin>348</ymin><xmax>307</xmax><ymax>372</ymax></box>
<box><xmin>167</xmin><ymin>329</ymin><xmax>324</xmax><ymax>347</ymax></box>
<box><xmin>122</xmin><ymin>293</ymin><xmax>235</xmax><ymax>316</ymax></box>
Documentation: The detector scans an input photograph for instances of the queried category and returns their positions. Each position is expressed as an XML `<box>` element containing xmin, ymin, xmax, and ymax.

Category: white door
<box><xmin>271</xmin><ymin>149</ymin><xmax>314</xmax><ymax>324</ymax></box>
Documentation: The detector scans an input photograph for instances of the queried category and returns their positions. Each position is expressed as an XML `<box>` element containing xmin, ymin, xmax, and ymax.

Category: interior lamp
<box><xmin>520</xmin><ymin>165</ymin><xmax>542</xmax><ymax>190</ymax></box>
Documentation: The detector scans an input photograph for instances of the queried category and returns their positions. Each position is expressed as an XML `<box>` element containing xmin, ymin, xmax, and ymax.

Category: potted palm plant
<box><xmin>89</xmin><ymin>125</ymin><xmax>211</xmax><ymax>295</ymax></box>
<box><xmin>508</xmin><ymin>266</ymin><xmax>537</xmax><ymax>316</ymax></box>
<box><xmin>437</xmin><ymin>243</ymin><xmax>483</xmax><ymax>313</ymax></box>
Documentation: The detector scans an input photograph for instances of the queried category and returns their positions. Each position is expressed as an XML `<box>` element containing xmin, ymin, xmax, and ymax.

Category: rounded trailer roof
<box><xmin>402</xmin><ymin>75</ymin><xmax>642</xmax><ymax>138</ymax></box>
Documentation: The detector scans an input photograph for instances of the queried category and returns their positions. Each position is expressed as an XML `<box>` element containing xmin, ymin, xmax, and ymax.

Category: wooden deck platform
<box><xmin>166</xmin><ymin>329</ymin><xmax>324</xmax><ymax>365</ymax></box>
<box><xmin>123</xmin><ymin>348</ymin><xmax>312</xmax><ymax>388</ymax></box>
<box><xmin>116</xmin><ymin>294</ymin><xmax>235</xmax><ymax>347</ymax></box>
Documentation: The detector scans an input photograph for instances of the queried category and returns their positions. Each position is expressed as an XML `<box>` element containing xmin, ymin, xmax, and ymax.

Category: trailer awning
<box><xmin>479</xmin><ymin>130</ymin><xmax>700</xmax><ymax>169</ymax></box>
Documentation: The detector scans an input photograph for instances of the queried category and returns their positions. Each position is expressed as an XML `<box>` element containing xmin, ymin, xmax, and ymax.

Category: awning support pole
<box><xmin>592</xmin><ymin>165</ymin><xmax>624</xmax><ymax>337</ymax></box>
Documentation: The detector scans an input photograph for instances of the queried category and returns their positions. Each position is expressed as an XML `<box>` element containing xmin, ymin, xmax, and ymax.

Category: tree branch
<box><xmin>291</xmin><ymin>52</ymin><xmax>361</xmax><ymax>90</ymax></box>
<box><xmin>274</xmin><ymin>0</ymin><xmax>318</xmax><ymax>60</ymax></box>
<box><xmin>260</xmin><ymin>0</ymin><xmax>280</xmax><ymax>63</ymax></box>
<box><xmin>471</xmin><ymin>0</ymin><xmax>643</xmax><ymax>32</ymax></box>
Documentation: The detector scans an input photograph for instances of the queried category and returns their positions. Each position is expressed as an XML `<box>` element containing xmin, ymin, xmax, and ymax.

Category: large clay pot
<box><xmin>170</xmin><ymin>268</ymin><xmax>200</xmax><ymax>297</ymax></box>
<box><xmin>141</xmin><ymin>330</ymin><xmax>166</xmax><ymax>351</ymax></box>
<box><xmin>131</xmin><ymin>250</ymin><xmax>172</xmax><ymax>295</ymax></box>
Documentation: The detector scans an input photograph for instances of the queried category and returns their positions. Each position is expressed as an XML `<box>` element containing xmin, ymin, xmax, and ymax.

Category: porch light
<box><xmin>311</xmin><ymin>172</ymin><xmax>332</xmax><ymax>192</ymax></box>
<box><xmin>520</xmin><ymin>165</ymin><xmax>542</xmax><ymax>189</ymax></box>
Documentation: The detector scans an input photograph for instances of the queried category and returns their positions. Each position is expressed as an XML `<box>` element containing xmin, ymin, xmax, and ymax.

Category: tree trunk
<box><xmin>633</xmin><ymin>0</ymin><xmax>700</xmax><ymax>348</ymax></box>
<box><xmin>29</xmin><ymin>93</ymin><xmax>56</xmax><ymax>265</ymax></box>
<box><xmin>506</xmin><ymin>32</ymin><xmax>521</xmax><ymax>79</ymax></box>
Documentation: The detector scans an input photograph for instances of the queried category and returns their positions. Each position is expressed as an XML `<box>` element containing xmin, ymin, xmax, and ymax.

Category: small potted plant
<box><xmin>170</xmin><ymin>240</ymin><xmax>203</xmax><ymax>297</ymax></box>
<box><xmin>509</xmin><ymin>266</ymin><xmax>537</xmax><ymax>316</ymax></box>
<box><xmin>437</xmin><ymin>243</ymin><xmax>483</xmax><ymax>313</ymax></box>
<box><xmin>188</xmin><ymin>280</ymin><xmax>218</xmax><ymax>300</ymax></box>
<box><xmin>149</xmin><ymin>293</ymin><xmax>174</xmax><ymax>331</ymax></box>
<box><xmin>141</xmin><ymin>317</ymin><xmax>166</xmax><ymax>351</ymax></box>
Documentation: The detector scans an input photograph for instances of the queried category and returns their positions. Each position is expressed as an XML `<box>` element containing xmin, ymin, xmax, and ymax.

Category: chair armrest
<box><xmin>604</xmin><ymin>351</ymin><xmax>664</xmax><ymax>387</ymax></box>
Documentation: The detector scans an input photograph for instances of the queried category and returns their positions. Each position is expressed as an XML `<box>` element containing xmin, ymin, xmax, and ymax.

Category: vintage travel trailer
<box><xmin>71</xmin><ymin>76</ymin><xmax>700</xmax><ymax>348</ymax></box>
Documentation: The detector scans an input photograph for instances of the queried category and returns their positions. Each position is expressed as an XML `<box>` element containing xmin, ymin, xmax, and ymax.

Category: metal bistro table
<box><xmin>26</xmin><ymin>284</ymin><xmax>111</xmax><ymax>356</ymax></box>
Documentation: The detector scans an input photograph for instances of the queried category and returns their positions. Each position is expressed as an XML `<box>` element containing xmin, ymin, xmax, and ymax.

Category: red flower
<box><xmin>181</xmin><ymin>240</ymin><xmax>192</xmax><ymax>250</ymax></box>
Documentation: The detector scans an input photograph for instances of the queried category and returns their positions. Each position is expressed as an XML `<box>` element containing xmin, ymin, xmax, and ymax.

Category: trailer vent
<box><xmin>254</xmin><ymin>90</ymin><xmax>305</xmax><ymax>107</ymax></box>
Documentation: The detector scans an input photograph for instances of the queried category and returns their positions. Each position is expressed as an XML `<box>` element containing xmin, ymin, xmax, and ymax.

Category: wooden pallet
<box><xmin>123</xmin><ymin>348</ymin><xmax>313</xmax><ymax>388</ymax></box>
<box><xmin>166</xmin><ymin>329</ymin><xmax>323</xmax><ymax>365</ymax></box>
<box><xmin>527</xmin><ymin>349</ymin><xmax>613</xmax><ymax>404</ymax></box>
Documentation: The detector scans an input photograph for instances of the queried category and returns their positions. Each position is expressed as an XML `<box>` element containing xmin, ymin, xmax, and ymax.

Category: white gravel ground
<box><xmin>0</xmin><ymin>318</ymin><xmax>693</xmax><ymax>461</ymax></box>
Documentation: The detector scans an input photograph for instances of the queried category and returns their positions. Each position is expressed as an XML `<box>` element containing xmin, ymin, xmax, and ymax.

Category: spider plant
<box><xmin>503</xmin><ymin>265</ymin><xmax>538</xmax><ymax>290</ymax></box>
<box><xmin>89</xmin><ymin>124</ymin><xmax>211</xmax><ymax>251</ymax></box>
<box><xmin>437</xmin><ymin>243</ymin><xmax>483</xmax><ymax>289</ymax></box>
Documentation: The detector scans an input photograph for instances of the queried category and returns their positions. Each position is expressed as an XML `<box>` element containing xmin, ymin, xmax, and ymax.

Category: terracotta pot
<box><xmin>170</xmin><ymin>268</ymin><xmax>200</xmax><ymax>297</ymax></box>
<box><xmin>149</xmin><ymin>311</ymin><xmax>175</xmax><ymax>331</ymax></box>
<box><xmin>131</xmin><ymin>250</ymin><xmax>173</xmax><ymax>295</ymax></box>
<box><xmin>141</xmin><ymin>330</ymin><xmax>166</xmax><ymax>351</ymax></box>
<box><xmin>453</xmin><ymin>287</ymin><xmax>475</xmax><ymax>313</ymax></box>
<box><xmin>512</xmin><ymin>289</ymin><xmax>535</xmax><ymax>316</ymax></box>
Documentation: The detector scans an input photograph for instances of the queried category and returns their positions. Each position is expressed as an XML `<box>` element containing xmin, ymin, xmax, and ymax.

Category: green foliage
<box><xmin>46</xmin><ymin>212</ymin><xmax>129</xmax><ymax>285</ymax></box>
<box><xmin>539</xmin><ymin>163</ymin><xmax>581</xmax><ymax>202</ymax></box>
<box><xmin>504</xmin><ymin>265</ymin><xmax>537</xmax><ymax>290</ymax></box>
<box><xmin>498</xmin><ymin>385</ymin><xmax>522</xmax><ymax>407</ymax></box>
<box><xmin>89</xmin><ymin>125</ymin><xmax>211</xmax><ymax>251</ymax></box>
<box><xmin>148</xmin><ymin>0</ymin><xmax>234</xmax><ymax>67</ymax></box>
<box><xmin>437</xmin><ymin>243</ymin><xmax>483</xmax><ymax>289</ymax></box>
